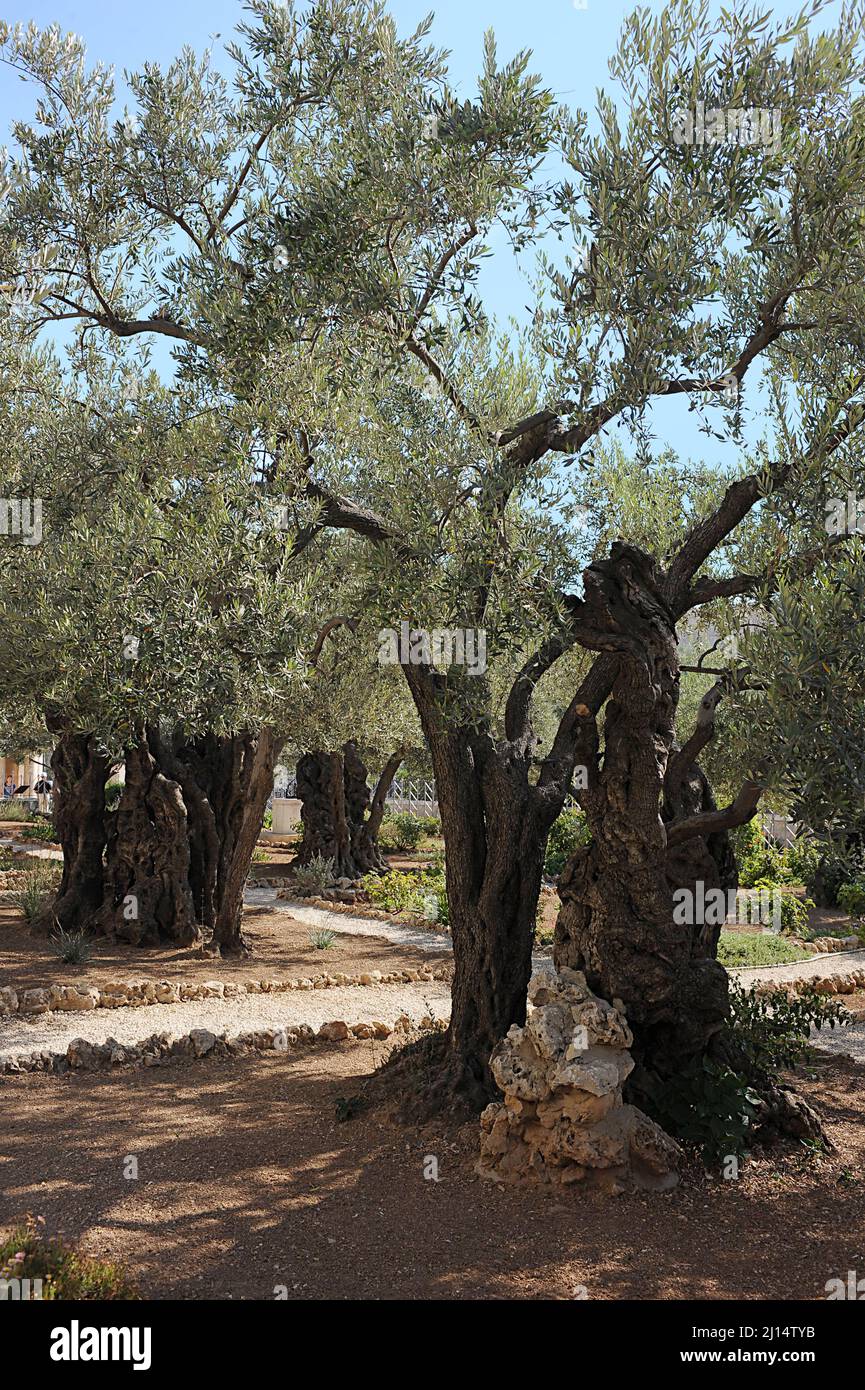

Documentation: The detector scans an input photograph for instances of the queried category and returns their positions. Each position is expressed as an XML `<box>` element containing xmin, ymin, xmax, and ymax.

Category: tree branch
<box><xmin>665</xmin><ymin>779</ymin><xmax>763</xmax><ymax>848</ymax></box>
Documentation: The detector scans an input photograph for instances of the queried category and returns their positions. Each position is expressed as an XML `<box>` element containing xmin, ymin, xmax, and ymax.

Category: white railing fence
<box><xmin>271</xmin><ymin>774</ymin><xmax>439</xmax><ymax>818</ymax></box>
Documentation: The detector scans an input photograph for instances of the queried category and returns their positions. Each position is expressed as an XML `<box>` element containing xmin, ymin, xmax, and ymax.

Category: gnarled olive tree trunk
<box><xmin>295</xmin><ymin>741</ymin><xmax>403</xmax><ymax>879</ymax></box>
<box><xmin>155</xmin><ymin>727</ymin><xmax>278</xmax><ymax>957</ymax></box>
<box><xmin>399</xmin><ymin>665</ymin><xmax>577</xmax><ymax>1114</ymax></box>
<box><xmin>554</xmin><ymin>652</ymin><xmax>733</xmax><ymax>1077</ymax></box>
<box><xmin>91</xmin><ymin>734</ymin><xmax>200</xmax><ymax>947</ymax></box>
<box><xmin>35</xmin><ymin>721</ymin><xmax>110</xmax><ymax>934</ymax></box>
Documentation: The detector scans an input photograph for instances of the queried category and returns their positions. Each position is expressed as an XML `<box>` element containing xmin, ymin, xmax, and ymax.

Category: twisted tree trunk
<box><xmin>295</xmin><ymin>741</ymin><xmax>401</xmax><ymax>879</ymax></box>
<box><xmin>91</xmin><ymin>735</ymin><xmax>200</xmax><ymax>946</ymax></box>
<box><xmin>35</xmin><ymin>723</ymin><xmax>110</xmax><ymax>934</ymax></box>
<box><xmin>162</xmin><ymin>727</ymin><xmax>278</xmax><ymax>957</ymax></box>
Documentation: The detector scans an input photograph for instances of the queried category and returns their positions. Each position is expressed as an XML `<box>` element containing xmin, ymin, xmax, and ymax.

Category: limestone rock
<box><xmin>478</xmin><ymin>968</ymin><xmax>680</xmax><ymax>1193</ymax></box>
<box><xmin>318</xmin><ymin>1020</ymin><xmax>350</xmax><ymax>1041</ymax></box>
<box><xmin>0</xmin><ymin>986</ymin><xmax>19</xmax><ymax>1014</ymax></box>
<box><xmin>51</xmin><ymin>985</ymin><xmax>99</xmax><ymax>1012</ymax></box>
<box><xmin>189</xmin><ymin>1028</ymin><xmax>217</xmax><ymax>1057</ymax></box>
<box><xmin>21</xmin><ymin>988</ymin><xmax>51</xmax><ymax>1015</ymax></box>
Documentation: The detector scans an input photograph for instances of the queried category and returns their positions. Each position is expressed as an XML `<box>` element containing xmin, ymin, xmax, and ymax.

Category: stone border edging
<box><xmin>0</xmin><ymin>1011</ymin><xmax>445</xmax><ymax>1076</ymax></box>
<box><xmin>0</xmin><ymin>961</ymin><xmax>453</xmax><ymax>1019</ymax></box>
<box><xmin>752</xmin><ymin>966</ymin><xmax>865</xmax><ymax>997</ymax></box>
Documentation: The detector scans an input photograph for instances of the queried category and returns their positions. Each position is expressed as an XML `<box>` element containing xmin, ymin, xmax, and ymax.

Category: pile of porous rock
<box><xmin>478</xmin><ymin>967</ymin><xmax>681</xmax><ymax>1195</ymax></box>
<box><xmin>810</xmin><ymin>934</ymin><xmax>861</xmax><ymax>952</ymax></box>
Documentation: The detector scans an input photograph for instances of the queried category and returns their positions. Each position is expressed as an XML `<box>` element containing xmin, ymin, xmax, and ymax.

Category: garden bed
<box><xmin>0</xmin><ymin>902</ymin><xmax>451</xmax><ymax>997</ymax></box>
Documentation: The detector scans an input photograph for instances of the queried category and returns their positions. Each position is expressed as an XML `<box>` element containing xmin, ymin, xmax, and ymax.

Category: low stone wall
<box><xmin>0</xmin><ymin>961</ymin><xmax>452</xmax><ymax>1019</ymax></box>
<box><xmin>1</xmin><ymin>1011</ymin><xmax>445</xmax><ymax>1075</ymax></box>
<box><xmin>753</xmin><ymin>967</ymin><xmax>865</xmax><ymax>997</ymax></box>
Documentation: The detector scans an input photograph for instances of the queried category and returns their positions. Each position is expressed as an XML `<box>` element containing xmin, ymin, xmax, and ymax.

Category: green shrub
<box><xmin>49</xmin><ymin>929</ymin><xmax>93</xmax><ymax>965</ymax></box>
<box><xmin>643</xmin><ymin>985</ymin><xmax>849</xmax><ymax>1164</ymax></box>
<box><xmin>544</xmin><ymin>806</ymin><xmax>591</xmax><ymax>878</ymax></box>
<box><xmin>0</xmin><ymin>1217</ymin><xmax>139</xmax><ymax>1300</ymax></box>
<box><xmin>262</xmin><ymin>806</ymin><xmax>273</xmax><ymax>830</ymax></box>
<box><xmin>716</xmin><ymin>930</ymin><xmax>809</xmax><ymax>968</ymax></box>
<box><xmin>104</xmin><ymin>781</ymin><xmax>125</xmax><ymax>812</ymax></box>
<box><xmin>731</xmin><ymin>821</ymin><xmax>791</xmax><ymax>888</ymax></box>
<box><xmin>838</xmin><ymin>881</ymin><xmax>865</xmax><ymax>918</ymax></box>
<box><xmin>291</xmin><ymin>853</ymin><xmax>335</xmax><ymax>895</ymax></box>
<box><xmin>748</xmin><ymin>879</ymin><xmax>813</xmax><ymax>937</ymax></box>
<box><xmin>728</xmin><ymin>982</ymin><xmax>849</xmax><ymax>1087</ymax></box>
<box><xmin>251</xmin><ymin>846</ymin><xmax>269</xmax><ymax>863</ymax></box>
<box><xmin>11</xmin><ymin>863</ymin><xmax>61</xmax><ymax>923</ymax></box>
<box><xmin>802</xmin><ymin>842</ymin><xmax>865</xmax><ymax>908</ymax></box>
<box><xmin>362</xmin><ymin>866</ymin><xmax>448</xmax><ymax>924</ymax></box>
<box><xmin>19</xmin><ymin>822</ymin><xmax>57</xmax><ymax>843</ymax></box>
<box><xmin>786</xmin><ymin>836</ymin><xmax>820</xmax><ymax>886</ymax></box>
<box><xmin>379</xmin><ymin>812</ymin><xmax>424</xmax><ymax>851</ymax></box>
<box><xmin>643</xmin><ymin>1058</ymin><xmax>759</xmax><ymax>1165</ymax></box>
<box><xmin>0</xmin><ymin>801</ymin><xmax>31</xmax><ymax>822</ymax></box>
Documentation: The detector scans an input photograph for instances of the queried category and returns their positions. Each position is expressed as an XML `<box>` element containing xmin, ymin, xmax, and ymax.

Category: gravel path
<box><xmin>3</xmin><ymin>888</ymin><xmax>862</xmax><ymax>1065</ymax></box>
<box><xmin>728</xmin><ymin>946</ymin><xmax>865</xmax><ymax>988</ymax></box>
<box><xmin>250</xmin><ymin>889</ymin><xmax>452</xmax><ymax>954</ymax></box>
<box><xmin>0</xmin><ymin>979</ymin><xmax>452</xmax><ymax>1060</ymax></box>
<box><xmin>808</xmin><ymin>1017</ymin><xmax>865</xmax><ymax>1063</ymax></box>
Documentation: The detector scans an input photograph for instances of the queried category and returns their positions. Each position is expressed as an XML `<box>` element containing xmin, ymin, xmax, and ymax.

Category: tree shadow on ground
<box><xmin>1</xmin><ymin>1043</ymin><xmax>863</xmax><ymax>1300</ymax></box>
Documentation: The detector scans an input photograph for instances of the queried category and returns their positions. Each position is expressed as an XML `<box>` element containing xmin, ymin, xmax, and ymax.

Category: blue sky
<box><xmin>0</xmin><ymin>0</ymin><xmax>839</xmax><ymax>463</ymax></box>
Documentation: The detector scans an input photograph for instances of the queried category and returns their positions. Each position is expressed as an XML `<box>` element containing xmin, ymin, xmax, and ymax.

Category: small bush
<box><xmin>802</xmin><ymin>841</ymin><xmax>865</xmax><ymax>908</ymax></box>
<box><xmin>49</xmin><ymin>929</ymin><xmax>92</xmax><ymax>965</ymax></box>
<box><xmin>104</xmin><ymin>781</ymin><xmax>125</xmax><ymax>812</ymax></box>
<box><xmin>292</xmin><ymin>853</ymin><xmax>335</xmax><ymax>895</ymax></box>
<box><xmin>250</xmin><ymin>846</ymin><xmax>269</xmax><ymax>863</ymax></box>
<box><xmin>731</xmin><ymin>821</ymin><xmax>792</xmax><ymax>888</ymax></box>
<box><xmin>262</xmin><ymin>806</ymin><xmax>273</xmax><ymax>830</ymax></box>
<box><xmin>19</xmin><ymin>822</ymin><xmax>58</xmax><ymax>843</ymax></box>
<box><xmin>0</xmin><ymin>1216</ymin><xmax>139</xmax><ymax>1300</ymax></box>
<box><xmin>11</xmin><ymin>863</ymin><xmax>61</xmax><ymax>923</ymax></box>
<box><xmin>644</xmin><ymin>1057</ymin><xmax>759</xmax><ymax>1165</ymax></box>
<box><xmin>544</xmin><ymin>806</ymin><xmax>591</xmax><ymax>878</ymax></box>
<box><xmin>308</xmin><ymin>928</ymin><xmax>336</xmax><ymax>949</ymax></box>
<box><xmin>643</xmin><ymin>985</ymin><xmax>849</xmax><ymax>1163</ymax></box>
<box><xmin>729</xmin><ymin>982</ymin><xmax>849</xmax><ymax>1086</ymax></box>
<box><xmin>748</xmin><ymin>879</ymin><xmax>813</xmax><ymax>937</ymax></box>
<box><xmin>786</xmin><ymin>835</ymin><xmax>820</xmax><ymax>886</ymax></box>
<box><xmin>0</xmin><ymin>801</ymin><xmax>31</xmax><ymax>822</ymax></box>
<box><xmin>379</xmin><ymin>812</ymin><xmax>424</xmax><ymax>851</ymax></box>
<box><xmin>362</xmin><ymin>866</ymin><xmax>448</xmax><ymax>923</ymax></box>
<box><xmin>837</xmin><ymin>881</ymin><xmax>865</xmax><ymax>919</ymax></box>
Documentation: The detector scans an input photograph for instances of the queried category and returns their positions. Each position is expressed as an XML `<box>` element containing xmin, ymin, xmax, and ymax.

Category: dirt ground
<box><xmin>0</xmin><ymin>904</ymin><xmax>451</xmax><ymax>993</ymax></box>
<box><xmin>2</xmin><ymin>1021</ymin><xmax>864</xmax><ymax>1301</ymax></box>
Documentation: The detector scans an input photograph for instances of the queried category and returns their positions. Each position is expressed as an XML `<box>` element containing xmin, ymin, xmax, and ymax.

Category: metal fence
<box><xmin>272</xmin><ymin>774</ymin><xmax>439</xmax><ymax>818</ymax></box>
<box><xmin>384</xmin><ymin>777</ymin><xmax>438</xmax><ymax>817</ymax></box>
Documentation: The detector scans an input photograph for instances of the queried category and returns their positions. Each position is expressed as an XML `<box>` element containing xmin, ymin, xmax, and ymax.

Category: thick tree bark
<box><xmin>35</xmin><ymin>725</ymin><xmax>110</xmax><ymax>934</ymax></box>
<box><xmin>399</xmin><ymin>664</ymin><xmax>569</xmax><ymax>1114</ymax></box>
<box><xmin>167</xmin><ymin>727</ymin><xmax>278</xmax><ymax>957</ymax></box>
<box><xmin>295</xmin><ymin>741</ymin><xmax>396</xmax><ymax>878</ymax></box>
<box><xmin>553</xmin><ymin>554</ymin><xmax>738</xmax><ymax>1078</ymax></box>
<box><xmin>90</xmin><ymin>735</ymin><xmax>200</xmax><ymax>947</ymax></box>
<box><xmin>295</xmin><ymin>748</ymin><xmax>354</xmax><ymax>876</ymax></box>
